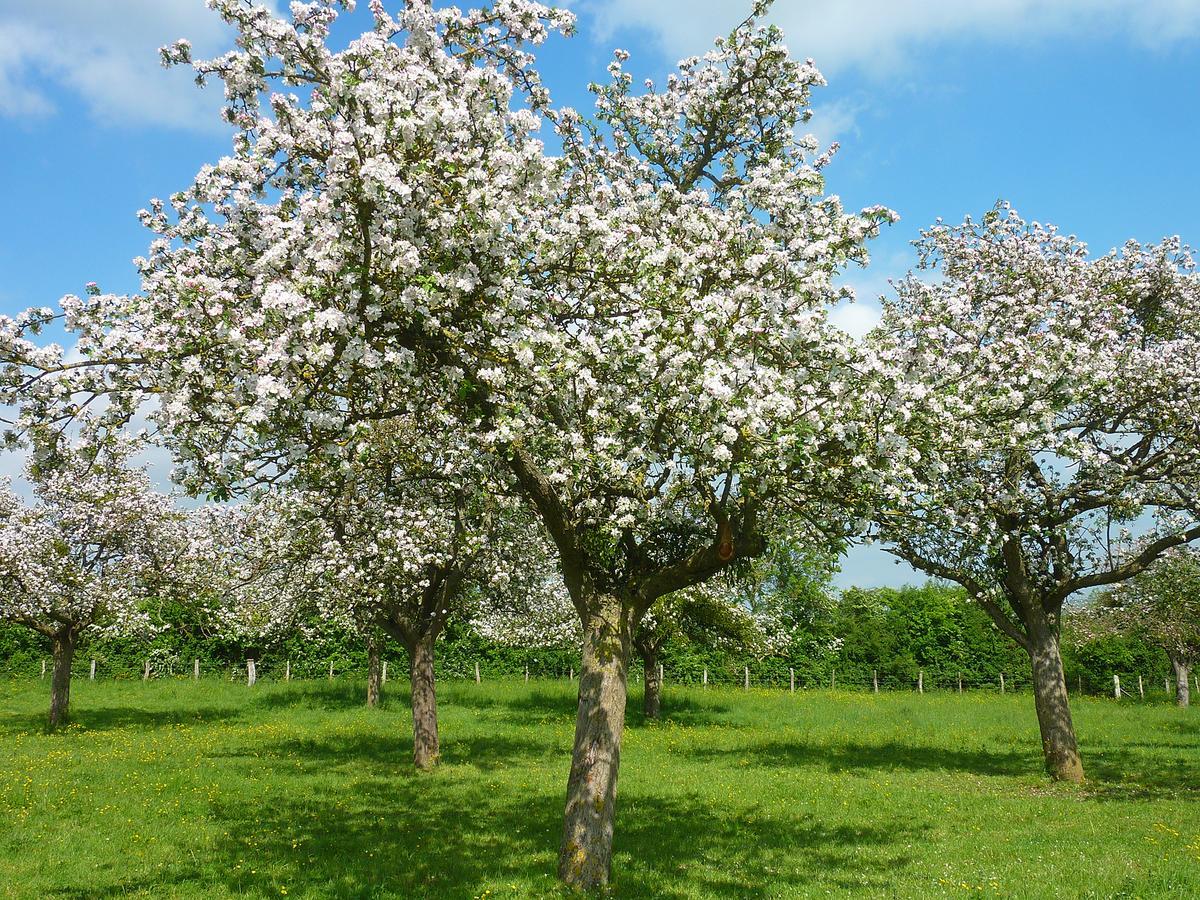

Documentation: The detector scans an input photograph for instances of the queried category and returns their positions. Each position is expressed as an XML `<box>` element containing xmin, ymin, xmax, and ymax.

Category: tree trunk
<box><xmin>640</xmin><ymin>645</ymin><xmax>661</xmax><ymax>719</ymax></box>
<box><xmin>366</xmin><ymin>635</ymin><xmax>382</xmax><ymax>708</ymax></box>
<box><xmin>1171</xmin><ymin>656</ymin><xmax>1191</xmax><ymax>708</ymax></box>
<box><xmin>1027</xmin><ymin>618</ymin><xmax>1084</xmax><ymax>783</ymax></box>
<box><xmin>48</xmin><ymin>630</ymin><xmax>77</xmax><ymax>731</ymax></box>
<box><xmin>558</xmin><ymin>593</ymin><xmax>634</xmax><ymax>890</ymax></box>
<box><xmin>408</xmin><ymin>632</ymin><xmax>439</xmax><ymax>770</ymax></box>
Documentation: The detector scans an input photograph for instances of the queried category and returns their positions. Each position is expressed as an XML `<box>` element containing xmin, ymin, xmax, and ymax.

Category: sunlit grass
<box><xmin>1</xmin><ymin>677</ymin><xmax>1197</xmax><ymax>897</ymax></box>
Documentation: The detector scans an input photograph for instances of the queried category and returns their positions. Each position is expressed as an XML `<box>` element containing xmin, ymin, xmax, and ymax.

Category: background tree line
<box><xmin>1</xmin><ymin>581</ymin><xmax>1175</xmax><ymax>695</ymax></box>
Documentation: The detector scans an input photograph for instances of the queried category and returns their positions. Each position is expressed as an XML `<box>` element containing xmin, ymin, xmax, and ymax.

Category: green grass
<box><xmin>0</xmin><ymin>678</ymin><xmax>1198</xmax><ymax>898</ymax></box>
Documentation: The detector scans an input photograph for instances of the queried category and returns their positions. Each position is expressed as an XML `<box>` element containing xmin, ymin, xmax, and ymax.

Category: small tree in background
<box><xmin>230</xmin><ymin>416</ymin><xmax>561</xmax><ymax>770</ymax></box>
<box><xmin>634</xmin><ymin>582</ymin><xmax>765</xmax><ymax>718</ymax></box>
<box><xmin>1095</xmin><ymin>547</ymin><xmax>1200</xmax><ymax>707</ymax></box>
<box><xmin>873</xmin><ymin>205</ymin><xmax>1200</xmax><ymax>781</ymax></box>
<box><xmin>0</xmin><ymin>444</ymin><xmax>182</xmax><ymax>728</ymax></box>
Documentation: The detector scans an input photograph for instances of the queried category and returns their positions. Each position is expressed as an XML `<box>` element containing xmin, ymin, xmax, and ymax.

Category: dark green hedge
<box><xmin>0</xmin><ymin>582</ymin><xmax>1174</xmax><ymax>695</ymax></box>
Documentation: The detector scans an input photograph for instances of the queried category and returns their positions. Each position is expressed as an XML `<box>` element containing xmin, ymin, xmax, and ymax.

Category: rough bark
<box><xmin>366</xmin><ymin>635</ymin><xmax>382</xmax><ymax>708</ymax></box>
<box><xmin>409</xmin><ymin>632</ymin><xmax>439</xmax><ymax>770</ymax></box>
<box><xmin>1027</xmin><ymin>614</ymin><xmax>1084</xmax><ymax>783</ymax></box>
<box><xmin>558</xmin><ymin>592</ymin><xmax>634</xmax><ymax>890</ymax></box>
<box><xmin>48</xmin><ymin>629</ymin><xmax>77</xmax><ymax>731</ymax></box>
<box><xmin>639</xmin><ymin>644</ymin><xmax>661</xmax><ymax>719</ymax></box>
<box><xmin>1171</xmin><ymin>656</ymin><xmax>1191</xmax><ymax>708</ymax></box>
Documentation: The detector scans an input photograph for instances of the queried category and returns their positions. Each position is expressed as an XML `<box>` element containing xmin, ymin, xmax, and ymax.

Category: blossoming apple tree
<box><xmin>1096</xmin><ymin>546</ymin><xmax>1200</xmax><ymax>707</ymax></box>
<box><xmin>264</xmin><ymin>416</ymin><xmax>562</xmax><ymax>769</ymax></box>
<box><xmin>0</xmin><ymin>444</ymin><xmax>183</xmax><ymax>728</ymax></box>
<box><xmin>0</xmin><ymin>0</ymin><xmax>903</xmax><ymax>887</ymax></box>
<box><xmin>633</xmin><ymin>582</ymin><xmax>766</xmax><ymax>718</ymax></box>
<box><xmin>871</xmin><ymin>205</ymin><xmax>1200</xmax><ymax>781</ymax></box>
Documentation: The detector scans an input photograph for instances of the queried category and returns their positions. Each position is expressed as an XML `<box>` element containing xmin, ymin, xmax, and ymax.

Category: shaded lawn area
<box><xmin>0</xmin><ymin>678</ymin><xmax>1198</xmax><ymax>898</ymax></box>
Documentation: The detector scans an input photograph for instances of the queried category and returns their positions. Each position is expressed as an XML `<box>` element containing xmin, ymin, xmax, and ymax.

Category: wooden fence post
<box><xmin>658</xmin><ymin>663</ymin><xmax>664</xmax><ymax>688</ymax></box>
<box><xmin>957</xmin><ymin>672</ymin><xmax>962</xmax><ymax>693</ymax></box>
<box><xmin>569</xmin><ymin>667</ymin><xmax>574</xmax><ymax>681</ymax></box>
<box><xmin>1114</xmin><ymin>674</ymin><xmax>1121</xmax><ymax>699</ymax></box>
<box><xmin>247</xmin><ymin>659</ymin><xmax>257</xmax><ymax>686</ymax></box>
<box><xmin>918</xmin><ymin>670</ymin><xmax>924</xmax><ymax>694</ymax></box>
<box><xmin>1000</xmin><ymin>672</ymin><xmax>1005</xmax><ymax>694</ymax></box>
<box><xmin>382</xmin><ymin>661</ymin><xmax>388</xmax><ymax>684</ymax></box>
<box><xmin>474</xmin><ymin>661</ymin><xmax>481</xmax><ymax>684</ymax></box>
<box><xmin>143</xmin><ymin>659</ymin><xmax>151</xmax><ymax>681</ymax></box>
<box><xmin>41</xmin><ymin>660</ymin><xmax>46</xmax><ymax>679</ymax></box>
<box><xmin>1138</xmin><ymin>674</ymin><xmax>1144</xmax><ymax>699</ymax></box>
<box><xmin>194</xmin><ymin>658</ymin><xmax>200</xmax><ymax>680</ymax></box>
<box><xmin>90</xmin><ymin>659</ymin><xmax>96</xmax><ymax>680</ymax></box>
<box><xmin>873</xmin><ymin>669</ymin><xmax>878</xmax><ymax>693</ymax></box>
<box><xmin>1166</xmin><ymin>677</ymin><xmax>1172</xmax><ymax>695</ymax></box>
<box><xmin>525</xmin><ymin>665</ymin><xmax>529</xmax><ymax>684</ymax></box>
<box><xmin>328</xmin><ymin>660</ymin><xmax>334</xmax><ymax>681</ymax></box>
<box><xmin>831</xmin><ymin>668</ymin><xmax>836</xmax><ymax>690</ymax></box>
<box><xmin>790</xmin><ymin>667</ymin><xmax>795</xmax><ymax>693</ymax></box>
<box><xmin>743</xmin><ymin>666</ymin><xmax>749</xmax><ymax>690</ymax></box>
<box><xmin>702</xmin><ymin>667</ymin><xmax>708</xmax><ymax>688</ymax></box>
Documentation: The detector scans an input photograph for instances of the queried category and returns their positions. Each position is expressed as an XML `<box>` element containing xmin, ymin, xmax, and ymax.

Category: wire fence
<box><xmin>18</xmin><ymin>654</ymin><xmax>1196</xmax><ymax>702</ymax></box>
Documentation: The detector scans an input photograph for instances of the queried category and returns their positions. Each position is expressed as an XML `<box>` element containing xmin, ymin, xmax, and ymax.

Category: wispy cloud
<box><xmin>586</xmin><ymin>0</ymin><xmax>1200</xmax><ymax>77</ymax></box>
<box><xmin>0</xmin><ymin>0</ymin><xmax>244</xmax><ymax>131</ymax></box>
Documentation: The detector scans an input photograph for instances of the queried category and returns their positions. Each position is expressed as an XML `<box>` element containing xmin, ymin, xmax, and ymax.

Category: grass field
<box><xmin>1</xmin><ymin>678</ymin><xmax>1198</xmax><ymax>898</ymax></box>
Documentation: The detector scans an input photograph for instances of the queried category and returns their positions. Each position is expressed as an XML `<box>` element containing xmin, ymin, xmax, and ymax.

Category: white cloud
<box><xmin>586</xmin><ymin>0</ymin><xmax>1200</xmax><ymax>78</ymax></box>
<box><xmin>805</xmin><ymin>98</ymin><xmax>862</xmax><ymax>150</ymax></box>
<box><xmin>828</xmin><ymin>300</ymin><xmax>880</xmax><ymax>340</ymax></box>
<box><xmin>0</xmin><ymin>0</ymin><xmax>242</xmax><ymax>131</ymax></box>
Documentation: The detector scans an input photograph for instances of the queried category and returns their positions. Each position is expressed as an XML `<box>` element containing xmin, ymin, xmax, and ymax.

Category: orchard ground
<box><xmin>1</xmin><ymin>679</ymin><xmax>1197</xmax><ymax>898</ymax></box>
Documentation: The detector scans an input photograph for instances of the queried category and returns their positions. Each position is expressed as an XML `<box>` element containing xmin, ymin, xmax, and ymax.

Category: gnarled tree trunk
<box><xmin>48</xmin><ymin>628</ymin><xmax>77</xmax><ymax>731</ymax></box>
<box><xmin>366</xmin><ymin>634</ymin><xmax>382</xmax><ymax>708</ymax></box>
<box><xmin>1027</xmin><ymin>613</ymin><xmax>1083</xmax><ymax>783</ymax></box>
<box><xmin>558</xmin><ymin>592</ymin><xmax>634</xmax><ymax>890</ymax></box>
<box><xmin>639</xmin><ymin>643</ymin><xmax>661</xmax><ymax>719</ymax></box>
<box><xmin>408</xmin><ymin>631</ymin><xmax>439</xmax><ymax>770</ymax></box>
<box><xmin>1171</xmin><ymin>656</ymin><xmax>1191</xmax><ymax>708</ymax></box>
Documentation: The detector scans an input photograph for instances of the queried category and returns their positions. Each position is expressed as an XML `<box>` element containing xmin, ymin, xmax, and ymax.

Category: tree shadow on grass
<box><xmin>251</xmin><ymin>680</ymin><xmax>373</xmax><ymax>711</ymax></box>
<box><xmin>1161</xmin><ymin>717</ymin><xmax>1200</xmax><ymax>737</ymax></box>
<box><xmin>200</xmin><ymin>727</ymin><xmax>921</xmax><ymax>898</ymax></box>
<box><xmin>446</xmin><ymin>685</ymin><xmax>736</xmax><ymax>730</ymax></box>
<box><xmin>1078</xmin><ymin>746</ymin><xmax>1200</xmax><ymax>801</ymax></box>
<box><xmin>0</xmin><ymin>704</ymin><xmax>244</xmax><ymax>735</ymax></box>
<box><xmin>209</xmin><ymin>727</ymin><xmax>568</xmax><ymax>777</ymax></box>
<box><xmin>680</xmin><ymin>737</ymin><xmax>1036</xmax><ymax>779</ymax></box>
<box><xmin>672</xmin><ymin>735</ymin><xmax>1200</xmax><ymax>802</ymax></box>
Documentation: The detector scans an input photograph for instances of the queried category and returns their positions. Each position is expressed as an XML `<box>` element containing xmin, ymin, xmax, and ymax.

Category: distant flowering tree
<box><xmin>1095</xmin><ymin>547</ymin><xmax>1200</xmax><ymax>707</ymax></box>
<box><xmin>0</xmin><ymin>0</ymin><xmax>900</xmax><ymax>887</ymax></box>
<box><xmin>872</xmin><ymin>204</ymin><xmax>1200</xmax><ymax>781</ymax></box>
<box><xmin>203</xmin><ymin>410</ymin><xmax>567</xmax><ymax>767</ymax></box>
<box><xmin>0</xmin><ymin>444</ymin><xmax>182</xmax><ymax>729</ymax></box>
<box><xmin>633</xmin><ymin>582</ymin><xmax>766</xmax><ymax>718</ymax></box>
<box><xmin>275</xmin><ymin>418</ymin><xmax>559</xmax><ymax>769</ymax></box>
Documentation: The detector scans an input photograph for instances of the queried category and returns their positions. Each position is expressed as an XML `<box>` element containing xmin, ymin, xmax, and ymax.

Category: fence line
<box><xmin>13</xmin><ymin>656</ymin><xmax>1189</xmax><ymax>700</ymax></box>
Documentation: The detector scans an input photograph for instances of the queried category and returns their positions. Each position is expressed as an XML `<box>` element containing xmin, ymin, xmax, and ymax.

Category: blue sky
<box><xmin>2</xmin><ymin>0</ymin><xmax>1200</xmax><ymax>589</ymax></box>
